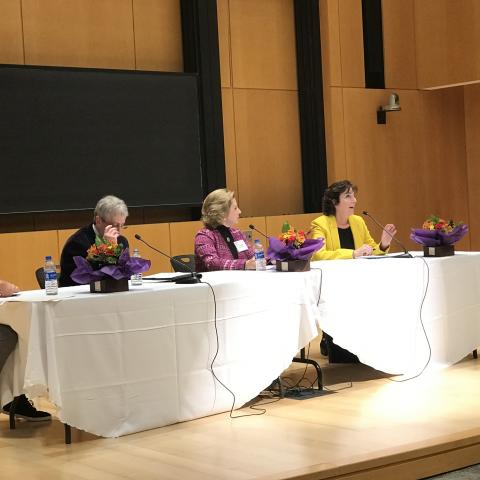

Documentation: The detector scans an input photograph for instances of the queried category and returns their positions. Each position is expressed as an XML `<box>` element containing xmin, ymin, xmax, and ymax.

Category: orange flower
<box><xmin>86</xmin><ymin>237</ymin><xmax>123</xmax><ymax>264</ymax></box>
<box><xmin>278</xmin><ymin>226</ymin><xmax>307</xmax><ymax>248</ymax></box>
<box><xmin>422</xmin><ymin>215</ymin><xmax>460</xmax><ymax>234</ymax></box>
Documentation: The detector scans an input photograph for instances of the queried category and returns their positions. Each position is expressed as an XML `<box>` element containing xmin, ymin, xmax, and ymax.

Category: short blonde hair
<box><xmin>201</xmin><ymin>189</ymin><xmax>235</xmax><ymax>228</ymax></box>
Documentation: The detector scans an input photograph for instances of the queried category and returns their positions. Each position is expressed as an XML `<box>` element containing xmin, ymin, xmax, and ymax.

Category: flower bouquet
<box><xmin>267</xmin><ymin>223</ymin><xmax>324</xmax><ymax>272</ymax></box>
<box><xmin>410</xmin><ymin>215</ymin><xmax>468</xmax><ymax>257</ymax></box>
<box><xmin>71</xmin><ymin>237</ymin><xmax>151</xmax><ymax>292</ymax></box>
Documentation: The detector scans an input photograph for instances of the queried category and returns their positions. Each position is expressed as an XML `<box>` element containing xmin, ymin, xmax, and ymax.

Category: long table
<box><xmin>0</xmin><ymin>270</ymin><xmax>322</xmax><ymax>437</ymax></box>
<box><xmin>312</xmin><ymin>252</ymin><xmax>480</xmax><ymax>375</ymax></box>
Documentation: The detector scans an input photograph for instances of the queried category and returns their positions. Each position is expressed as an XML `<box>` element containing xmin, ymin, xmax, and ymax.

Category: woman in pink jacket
<box><xmin>195</xmin><ymin>189</ymin><xmax>256</xmax><ymax>272</ymax></box>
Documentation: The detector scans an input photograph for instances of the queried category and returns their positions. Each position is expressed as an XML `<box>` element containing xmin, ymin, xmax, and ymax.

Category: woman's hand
<box><xmin>245</xmin><ymin>257</ymin><xmax>257</xmax><ymax>270</ymax></box>
<box><xmin>380</xmin><ymin>223</ymin><xmax>397</xmax><ymax>250</ymax></box>
<box><xmin>353</xmin><ymin>244</ymin><xmax>373</xmax><ymax>258</ymax></box>
<box><xmin>0</xmin><ymin>280</ymin><xmax>19</xmax><ymax>297</ymax></box>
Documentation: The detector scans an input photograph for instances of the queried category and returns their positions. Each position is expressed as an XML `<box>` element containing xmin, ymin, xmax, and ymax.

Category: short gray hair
<box><xmin>201</xmin><ymin>189</ymin><xmax>235</xmax><ymax>228</ymax></box>
<box><xmin>93</xmin><ymin>195</ymin><xmax>129</xmax><ymax>222</ymax></box>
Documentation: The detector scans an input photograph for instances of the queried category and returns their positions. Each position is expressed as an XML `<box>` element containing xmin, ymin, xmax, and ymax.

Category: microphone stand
<box><xmin>248</xmin><ymin>224</ymin><xmax>269</xmax><ymax>241</ymax></box>
<box><xmin>362</xmin><ymin>211</ymin><xmax>413</xmax><ymax>258</ymax></box>
<box><xmin>135</xmin><ymin>234</ymin><xmax>202</xmax><ymax>284</ymax></box>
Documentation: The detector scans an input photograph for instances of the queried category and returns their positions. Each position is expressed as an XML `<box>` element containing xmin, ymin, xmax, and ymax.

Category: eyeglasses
<box><xmin>100</xmin><ymin>217</ymin><xmax>128</xmax><ymax>230</ymax></box>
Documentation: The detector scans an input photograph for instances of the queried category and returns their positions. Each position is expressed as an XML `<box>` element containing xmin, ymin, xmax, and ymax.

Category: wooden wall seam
<box><xmin>131</xmin><ymin>0</ymin><xmax>137</xmax><ymax>70</ymax></box>
<box><xmin>230</xmin><ymin>88</ymin><xmax>240</xmax><ymax>199</ymax></box>
<box><xmin>19</xmin><ymin>0</ymin><xmax>25</xmax><ymax>64</ymax></box>
<box><xmin>339</xmin><ymin>86</ymin><xmax>347</xmax><ymax>180</ymax></box>
<box><xmin>227</xmin><ymin>0</ymin><xmax>233</xmax><ymax>87</ymax></box>
<box><xmin>410</xmin><ymin>0</ymin><xmax>418</xmax><ymax>89</ymax></box>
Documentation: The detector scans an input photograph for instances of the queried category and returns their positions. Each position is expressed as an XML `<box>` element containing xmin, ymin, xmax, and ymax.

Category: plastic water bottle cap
<box><xmin>45</xmin><ymin>255</ymin><xmax>52</xmax><ymax>261</ymax></box>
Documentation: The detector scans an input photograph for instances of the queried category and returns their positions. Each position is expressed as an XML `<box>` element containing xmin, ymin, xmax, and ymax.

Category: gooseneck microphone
<box><xmin>248</xmin><ymin>224</ymin><xmax>269</xmax><ymax>241</ymax></box>
<box><xmin>362</xmin><ymin>211</ymin><xmax>413</xmax><ymax>258</ymax></box>
<box><xmin>134</xmin><ymin>234</ymin><xmax>202</xmax><ymax>284</ymax></box>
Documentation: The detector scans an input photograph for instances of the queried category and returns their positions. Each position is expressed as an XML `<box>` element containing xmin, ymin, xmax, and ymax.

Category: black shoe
<box><xmin>320</xmin><ymin>332</ymin><xmax>332</xmax><ymax>357</ymax></box>
<box><xmin>2</xmin><ymin>394</ymin><xmax>51</xmax><ymax>422</ymax></box>
<box><xmin>320</xmin><ymin>334</ymin><xmax>329</xmax><ymax>356</ymax></box>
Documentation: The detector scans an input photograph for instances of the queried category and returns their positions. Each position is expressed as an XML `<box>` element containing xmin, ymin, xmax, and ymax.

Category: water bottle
<box><xmin>254</xmin><ymin>239</ymin><xmax>266</xmax><ymax>271</ymax></box>
<box><xmin>44</xmin><ymin>255</ymin><xmax>58</xmax><ymax>295</ymax></box>
<box><xmin>131</xmin><ymin>248</ymin><xmax>143</xmax><ymax>285</ymax></box>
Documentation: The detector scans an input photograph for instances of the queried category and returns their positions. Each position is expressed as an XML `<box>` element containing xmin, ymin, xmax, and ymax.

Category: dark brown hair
<box><xmin>322</xmin><ymin>180</ymin><xmax>357</xmax><ymax>216</ymax></box>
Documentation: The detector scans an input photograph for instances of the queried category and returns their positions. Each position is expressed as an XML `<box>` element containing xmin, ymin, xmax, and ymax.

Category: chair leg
<box><xmin>277</xmin><ymin>377</ymin><xmax>284</xmax><ymax>398</ymax></box>
<box><xmin>272</xmin><ymin>377</ymin><xmax>284</xmax><ymax>398</ymax></box>
<box><xmin>64</xmin><ymin>424</ymin><xmax>72</xmax><ymax>444</ymax></box>
<box><xmin>266</xmin><ymin>377</ymin><xmax>284</xmax><ymax>397</ymax></box>
<box><xmin>474</xmin><ymin>349</ymin><xmax>478</xmax><ymax>359</ymax></box>
<box><xmin>8</xmin><ymin>396</ymin><xmax>21</xmax><ymax>430</ymax></box>
<box><xmin>292</xmin><ymin>347</ymin><xmax>324</xmax><ymax>390</ymax></box>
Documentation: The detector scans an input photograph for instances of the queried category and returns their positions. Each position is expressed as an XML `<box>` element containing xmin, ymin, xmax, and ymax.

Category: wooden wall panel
<box><xmin>415</xmin><ymin>0</ymin><xmax>480</xmax><ymax>89</ymax></box>
<box><xmin>382</xmin><ymin>0</ymin><xmax>417</xmax><ymax>89</ymax></box>
<box><xmin>342</xmin><ymin>87</ymin><xmax>469</xmax><ymax>252</ymax></box>
<box><xmin>416</xmin><ymin>88</ymin><xmax>469</xmax><ymax>246</ymax></box>
<box><xmin>464</xmin><ymin>84</ymin><xmax>480</xmax><ymax>251</ymax></box>
<box><xmin>124</xmin><ymin>224</ymin><xmax>171</xmax><ymax>275</ymax></box>
<box><xmin>169</xmin><ymin>221</ymin><xmax>202</xmax><ymax>258</ymax></box>
<box><xmin>338</xmin><ymin>0</ymin><xmax>364</xmax><ymax>87</ymax></box>
<box><xmin>324</xmin><ymin>86</ymin><xmax>347</xmax><ymax>183</ymax></box>
<box><xmin>233</xmin><ymin>89</ymin><xmax>303</xmax><ymax>217</ymax></box>
<box><xmin>58</xmin><ymin>229</ymin><xmax>78</xmax><ymax>257</ymax></box>
<box><xmin>0</xmin><ymin>231</ymin><xmax>59</xmax><ymax>291</ymax></box>
<box><xmin>237</xmin><ymin>216</ymin><xmax>267</xmax><ymax>245</ymax></box>
<box><xmin>320</xmin><ymin>1</ymin><xmax>347</xmax><ymax>184</ymax></box>
<box><xmin>319</xmin><ymin>0</ymin><xmax>342</xmax><ymax>87</ymax></box>
<box><xmin>133</xmin><ymin>0</ymin><xmax>183</xmax><ymax>72</ymax></box>
<box><xmin>229</xmin><ymin>0</ymin><xmax>297</xmax><ymax>89</ymax></box>
<box><xmin>222</xmin><ymin>88</ymin><xmax>238</xmax><ymax>195</ymax></box>
<box><xmin>22</xmin><ymin>0</ymin><xmax>135</xmax><ymax>69</ymax></box>
<box><xmin>0</xmin><ymin>0</ymin><xmax>23</xmax><ymax>64</ymax></box>
<box><xmin>217</xmin><ymin>0</ymin><xmax>231</xmax><ymax>87</ymax></box>
<box><xmin>342</xmin><ymin>88</ymin><xmax>418</xmax><ymax>230</ymax></box>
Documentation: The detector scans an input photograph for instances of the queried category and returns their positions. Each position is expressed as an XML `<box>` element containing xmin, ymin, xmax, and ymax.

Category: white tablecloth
<box><xmin>312</xmin><ymin>252</ymin><xmax>480</xmax><ymax>375</ymax></box>
<box><xmin>0</xmin><ymin>269</ymin><xmax>321</xmax><ymax>437</ymax></box>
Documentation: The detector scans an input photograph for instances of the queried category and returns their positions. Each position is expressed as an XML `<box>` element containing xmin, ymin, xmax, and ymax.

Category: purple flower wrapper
<box><xmin>71</xmin><ymin>248</ymin><xmax>151</xmax><ymax>284</ymax></box>
<box><xmin>410</xmin><ymin>224</ymin><xmax>468</xmax><ymax>247</ymax></box>
<box><xmin>267</xmin><ymin>236</ymin><xmax>324</xmax><ymax>262</ymax></box>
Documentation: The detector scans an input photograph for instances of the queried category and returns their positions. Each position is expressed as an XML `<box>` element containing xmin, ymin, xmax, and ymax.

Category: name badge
<box><xmin>234</xmin><ymin>239</ymin><xmax>248</xmax><ymax>252</ymax></box>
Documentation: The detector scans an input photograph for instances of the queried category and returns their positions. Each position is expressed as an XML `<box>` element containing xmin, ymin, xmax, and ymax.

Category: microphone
<box><xmin>361</xmin><ymin>211</ymin><xmax>413</xmax><ymax>258</ymax></box>
<box><xmin>134</xmin><ymin>234</ymin><xmax>202</xmax><ymax>284</ymax></box>
<box><xmin>248</xmin><ymin>224</ymin><xmax>269</xmax><ymax>241</ymax></box>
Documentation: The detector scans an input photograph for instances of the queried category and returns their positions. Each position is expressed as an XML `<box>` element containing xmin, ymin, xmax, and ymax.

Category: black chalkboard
<box><xmin>0</xmin><ymin>64</ymin><xmax>204</xmax><ymax>214</ymax></box>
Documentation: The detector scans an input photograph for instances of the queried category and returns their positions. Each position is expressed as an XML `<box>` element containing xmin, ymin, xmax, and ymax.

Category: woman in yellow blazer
<box><xmin>312</xmin><ymin>180</ymin><xmax>398</xmax><ymax>361</ymax></box>
<box><xmin>311</xmin><ymin>180</ymin><xmax>397</xmax><ymax>261</ymax></box>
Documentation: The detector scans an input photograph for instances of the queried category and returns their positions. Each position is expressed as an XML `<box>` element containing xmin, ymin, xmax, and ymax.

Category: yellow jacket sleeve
<box><xmin>310</xmin><ymin>214</ymin><xmax>387</xmax><ymax>261</ymax></box>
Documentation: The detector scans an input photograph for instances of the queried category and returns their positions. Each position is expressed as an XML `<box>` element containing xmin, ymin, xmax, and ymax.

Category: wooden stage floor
<box><xmin>1</xmin><ymin>351</ymin><xmax>479</xmax><ymax>480</ymax></box>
